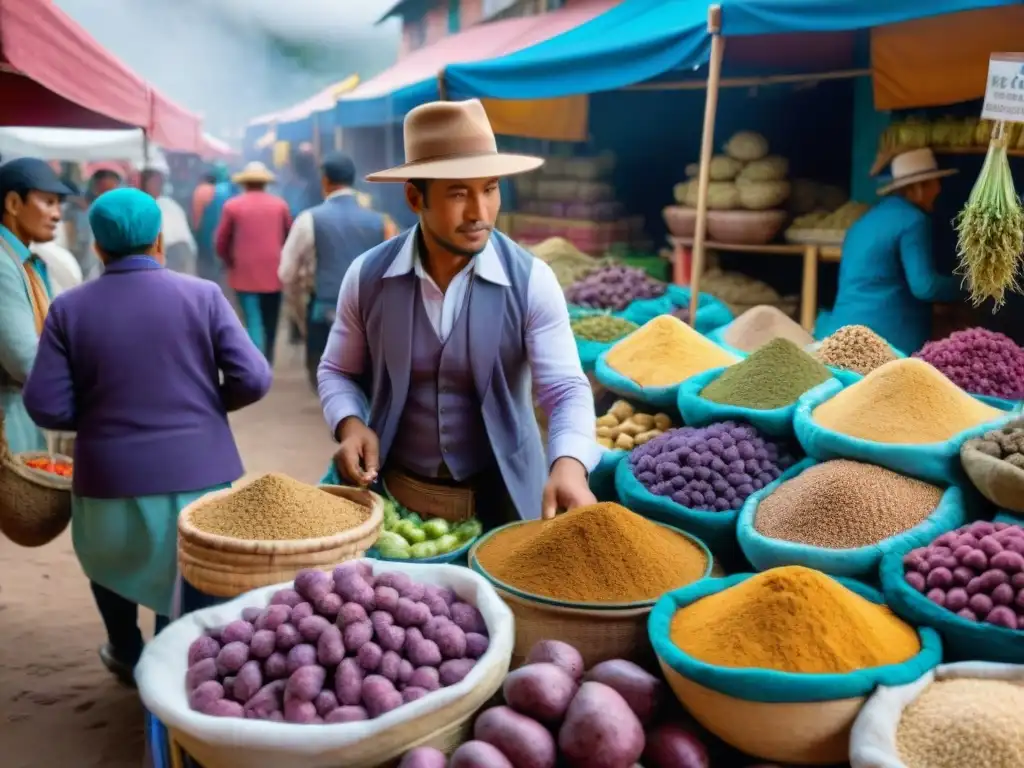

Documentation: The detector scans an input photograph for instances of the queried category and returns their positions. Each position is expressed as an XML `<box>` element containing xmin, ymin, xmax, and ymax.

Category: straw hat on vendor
<box><xmin>317</xmin><ymin>98</ymin><xmax>599</xmax><ymax>529</ymax></box>
<box><xmin>815</xmin><ymin>147</ymin><xmax>962</xmax><ymax>355</ymax></box>
<box><xmin>232</xmin><ymin>161</ymin><xmax>276</xmax><ymax>186</ymax></box>
<box><xmin>22</xmin><ymin>188</ymin><xmax>271</xmax><ymax>685</ymax></box>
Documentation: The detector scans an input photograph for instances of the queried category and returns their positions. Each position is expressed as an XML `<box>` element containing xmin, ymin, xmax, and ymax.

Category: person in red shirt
<box><xmin>215</xmin><ymin>162</ymin><xmax>291</xmax><ymax>365</ymax></box>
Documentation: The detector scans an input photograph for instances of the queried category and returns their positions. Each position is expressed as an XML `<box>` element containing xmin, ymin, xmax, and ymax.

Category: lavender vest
<box><xmin>389</xmin><ymin>280</ymin><xmax>491</xmax><ymax>479</ymax></box>
<box><xmin>357</xmin><ymin>230</ymin><xmax>546</xmax><ymax>520</ymax></box>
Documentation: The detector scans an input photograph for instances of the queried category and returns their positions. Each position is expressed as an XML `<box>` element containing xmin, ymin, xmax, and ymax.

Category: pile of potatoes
<box><xmin>596</xmin><ymin>400</ymin><xmax>672</xmax><ymax>450</ymax></box>
<box><xmin>397</xmin><ymin>639</ymin><xmax>711</xmax><ymax>768</ymax></box>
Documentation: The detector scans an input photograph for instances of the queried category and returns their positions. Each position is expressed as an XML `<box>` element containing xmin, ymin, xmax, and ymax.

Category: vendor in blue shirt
<box><xmin>816</xmin><ymin>148</ymin><xmax>961</xmax><ymax>354</ymax></box>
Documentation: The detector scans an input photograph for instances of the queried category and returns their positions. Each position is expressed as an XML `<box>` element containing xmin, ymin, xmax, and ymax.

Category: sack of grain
<box><xmin>136</xmin><ymin>562</ymin><xmax>514</xmax><ymax>768</ymax></box>
<box><xmin>737</xmin><ymin>467</ymin><xmax>968</xmax><ymax>581</ymax></box>
<box><xmin>589</xmin><ymin>448</ymin><xmax>626</xmax><ymax>503</ymax></box>
<box><xmin>793</xmin><ymin>376</ymin><xmax>1011</xmax><ymax>487</ymax></box>
<box><xmin>850</xmin><ymin>662</ymin><xmax>1024</xmax><ymax>768</ymax></box>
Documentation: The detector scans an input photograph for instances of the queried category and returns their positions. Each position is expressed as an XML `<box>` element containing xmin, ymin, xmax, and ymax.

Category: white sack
<box><xmin>849</xmin><ymin>661</ymin><xmax>1024</xmax><ymax>768</ymax></box>
<box><xmin>136</xmin><ymin>559</ymin><xmax>514</xmax><ymax>768</ymax></box>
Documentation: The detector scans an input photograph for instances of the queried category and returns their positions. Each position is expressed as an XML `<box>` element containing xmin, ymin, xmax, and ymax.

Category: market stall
<box><xmin>0</xmin><ymin>0</ymin><xmax>203</xmax><ymax>151</ymax></box>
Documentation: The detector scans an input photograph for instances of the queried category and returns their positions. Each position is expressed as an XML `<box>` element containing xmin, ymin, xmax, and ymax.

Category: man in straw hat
<box><xmin>216</xmin><ymin>161</ymin><xmax>292</xmax><ymax>364</ymax></box>
<box><xmin>816</xmin><ymin>147</ymin><xmax>963</xmax><ymax>354</ymax></box>
<box><xmin>318</xmin><ymin>99</ymin><xmax>599</xmax><ymax>524</ymax></box>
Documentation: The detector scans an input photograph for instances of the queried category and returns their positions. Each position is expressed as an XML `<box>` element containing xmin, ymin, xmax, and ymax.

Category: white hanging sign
<box><xmin>982</xmin><ymin>52</ymin><xmax>1024</xmax><ymax>124</ymax></box>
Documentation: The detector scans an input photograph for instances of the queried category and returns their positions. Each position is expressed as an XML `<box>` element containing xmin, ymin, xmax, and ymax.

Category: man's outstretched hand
<box><xmin>541</xmin><ymin>457</ymin><xmax>596</xmax><ymax>520</ymax></box>
<box><xmin>333</xmin><ymin>416</ymin><xmax>379</xmax><ymax>487</ymax></box>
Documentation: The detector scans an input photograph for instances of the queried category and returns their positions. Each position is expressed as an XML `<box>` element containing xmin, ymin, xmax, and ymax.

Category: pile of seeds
<box><xmin>973</xmin><ymin>421</ymin><xmax>1024</xmax><ymax>469</ymax></box>
<box><xmin>755</xmin><ymin>459</ymin><xmax>943</xmax><ymax>548</ymax></box>
<box><xmin>604</xmin><ymin>315</ymin><xmax>739</xmax><ymax>388</ymax></box>
<box><xmin>815</xmin><ymin>324</ymin><xmax>897</xmax><ymax>375</ymax></box>
<box><xmin>721</xmin><ymin>305</ymin><xmax>815</xmax><ymax>353</ymax></box>
<box><xmin>812</xmin><ymin>359</ymin><xmax>1004</xmax><ymax>444</ymax></box>
<box><xmin>190</xmin><ymin>473</ymin><xmax>370</xmax><ymax>540</ymax></box>
<box><xmin>571</xmin><ymin>315</ymin><xmax>638</xmax><ymax>343</ymax></box>
<box><xmin>699</xmin><ymin>338</ymin><xmax>831</xmax><ymax>409</ymax></box>
<box><xmin>897</xmin><ymin>678</ymin><xmax>1024</xmax><ymax>768</ymax></box>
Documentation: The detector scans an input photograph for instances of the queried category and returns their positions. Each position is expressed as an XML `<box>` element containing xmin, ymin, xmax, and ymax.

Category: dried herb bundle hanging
<box><xmin>954</xmin><ymin>123</ymin><xmax>1024</xmax><ymax>309</ymax></box>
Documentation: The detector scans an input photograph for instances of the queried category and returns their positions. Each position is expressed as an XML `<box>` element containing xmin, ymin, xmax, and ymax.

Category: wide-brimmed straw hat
<box><xmin>366</xmin><ymin>99</ymin><xmax>543</xmax><ymax>182</ymax></box>
<box><xmin>232</xmin><ymin>161</ymin><xmax>275</xmax><ymax>185</ymax></box>
<box><xmin>878</xmin><ymin>148</ymin><xmax>957</xmax><ymax>195</ymax></box>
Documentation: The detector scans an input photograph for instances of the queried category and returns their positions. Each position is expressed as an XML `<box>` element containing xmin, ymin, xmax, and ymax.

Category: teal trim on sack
<box><xmin>649</xmin><ymin>573</ymin><xmax>943</xmax><ymax>703</ymax></box>
<box><xmin>320</xmin><ymin>462</ymin><xmax>340</xmax><ymax>486</ymax></box>
<box><xmin>594</xmin><ymin>351</ymin><xmax>681</xmax><ymax>410</ymax></box>
<box><xmin>994</xmin><ymin>511</ymin><xmax>1024</xmax><ymax>526</ymax></box>
<box><xmin>676</xmin><ymin>366</ymin><xmax>826</xmax><ymax>438</ymax></box>
<box><xmin>973</xmin><ymin>393</ymin><xmax>1022</xmax><ymax>412</ymax></box>
<box><xmin>880</xmin><ymin>538</ymin><xmax>1024</xmax><ymax>664</ymax></box>
<box><xmin>737</xmin><ymin>463</ymin><xmax>967</xmax><ymax>582</ymax></box>
<box><xmin>622</xmin><ymin>285</ymin><xmax>733</xmax><ymax>334</ymax></box>
<box><xmin>590</xmin><ymin>448</ymin><xmax>626</xmax><ymax>502</ymax></box>
<box><xmin>614</xmin><ymin>449</ymin><xmax>806</xmax><ymax>557</ymax></box>
<box><xmin>793</xmin><ymin>379</ymin><xmax>1012</xmax><ymax>486</ymax></box>
<box><xmin>575</xmin><ymin>336</ymin><xmax>617</xmax><ymax>373</ymax></box>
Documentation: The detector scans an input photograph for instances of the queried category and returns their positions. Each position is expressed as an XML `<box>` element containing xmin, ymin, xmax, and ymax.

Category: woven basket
<box><xmin>168</xmin><ymin>660</ymin><xmax>505</xmax><ymax>768</ymax></box>
<box><xmin>660</xmin><ymin>665</ymin><xmax>866</xmax><ymax>765</ymax></box>
<box><xmin>469</xmin><ymin>521</ymin><xmax>712</xmax><ymax>671</ymax></box>
<box><xmin>177</xmin><ymin>484</ymin><xmax>383</xmax><ymax>598</ymax></box>
<box><xmin>0</xmin><ymin>407</ymin><xmax>72</xmax><ymax>547</ymax></box>
<box><xmin>961</xmin><ymin>438</ymin><xmax>1024</xmax><ymax>513</ymax></box>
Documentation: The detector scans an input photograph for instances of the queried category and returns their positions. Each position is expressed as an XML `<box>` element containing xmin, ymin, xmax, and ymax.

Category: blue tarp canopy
<box><xmin>444</xmin><ymin>0</ymin><xmax>1021</xmax><ymax>100</ymax></box>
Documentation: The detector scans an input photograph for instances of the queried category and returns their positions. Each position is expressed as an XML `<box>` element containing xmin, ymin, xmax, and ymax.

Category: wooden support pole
<box><xmin>687</xmin><ymin>5</ymin><xmax>725</xmax><ymax>324</ymax></box>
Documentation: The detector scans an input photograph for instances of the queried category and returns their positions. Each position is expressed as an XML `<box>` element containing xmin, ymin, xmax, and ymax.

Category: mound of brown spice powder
<box><xmin>475</xmin><ymin>502</ymin><xmax>708</xmax><ymax>603</ymax></box>
<box><xmin>190</xmin><ymin>473</ymin><xmax>370</xmax><ymax>540</ymax></box>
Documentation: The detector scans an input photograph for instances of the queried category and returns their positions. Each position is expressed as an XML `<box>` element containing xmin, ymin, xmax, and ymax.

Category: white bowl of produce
<box><xmin>137</xmin><ymin>560</ymin><xmax>513</xmax><ymax>768</ymax></box>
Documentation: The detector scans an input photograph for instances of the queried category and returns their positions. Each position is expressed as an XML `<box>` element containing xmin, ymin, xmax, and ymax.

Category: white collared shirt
<box><xmin>318</xmin><ymin>226</ymin><xmax>600</xmax><ymax>474</ymax></box>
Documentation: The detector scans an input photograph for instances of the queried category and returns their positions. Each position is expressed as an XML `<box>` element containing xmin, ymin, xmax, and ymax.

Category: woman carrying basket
<box><xmin>23</xmin><ymin>188</ymin><xmax>272</xmax><ymax>684</ymax></box>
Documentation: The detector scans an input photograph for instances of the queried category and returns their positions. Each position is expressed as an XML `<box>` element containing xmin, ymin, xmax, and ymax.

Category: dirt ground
<box><xmin>0</xmin><ymin>342</ymin><xmax>335</xmax><ymax>768</ymax></box>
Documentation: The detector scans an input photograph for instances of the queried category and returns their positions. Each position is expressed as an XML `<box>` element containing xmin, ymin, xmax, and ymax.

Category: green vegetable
<box><xmin>404</xmin><ymin>512</ymin><xmax>424</xmax><ymax>527</ymax></box>
<box><xmin>382</xmin><ymin>500</ymin><xmax>400</xmax><ymax>530</ymax></box>
<box><xmin>422</xmin><ymin>518</ymin><xmax>451</xmax><ymax>539</ymax></box>
<box><xmin>434</xmin><ymin>533</ymin><xmax>461</xmax><ymax>554</ymax></box>
<box><xmin>395</xmin><ymin>520</ymin><xmax>427</xmax><ymax>544</ymax></box>
<box><xmin>377</xmin><ymin>541</ymin><xmax>412</xmax><ymax>559</ymax></box>
<box><xmin>454</xmin><ymin>518</ymin><xmax>483</xmax><ymax>542</ymax></box>
<box><xmin>955</xmin><ymin>134</ymin><xmax>1024</xmax><ymax>308</ymax></box>
<box><xmin>376</xmin><ymin>530</ymin><xmax>410</xmax><ymax>551</ymax></box>
<box><xmin>410</xmin><ymin>541</ymin><xmax>440</xmax><ymax>559</ymax></box>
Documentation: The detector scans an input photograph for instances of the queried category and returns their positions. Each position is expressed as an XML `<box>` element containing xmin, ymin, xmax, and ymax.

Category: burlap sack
<box><xmin>960</xmin><ymin>439</ymin><xmax>1024</xmax><ymax>512</ymax></box>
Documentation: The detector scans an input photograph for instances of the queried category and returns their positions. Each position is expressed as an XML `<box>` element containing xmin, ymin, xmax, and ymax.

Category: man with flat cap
<box><xmin>280</xmin><ymin>151</ymin><xmax>397</xmax><ymax>389</ymax></box>
<box><xmin>318</xmin><ymin>99</ymin><xmax>599</xmax><ymax>524</ymax></box>
<box><xmin>0</xmin><ymin>157</ymin><xmax>73</xmax><ymax>453</ymax></box>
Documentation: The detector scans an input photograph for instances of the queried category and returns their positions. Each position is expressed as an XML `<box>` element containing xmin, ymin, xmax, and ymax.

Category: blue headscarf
<box><xmin>88</xmin><ymin>188</ymin><xmax>162</xmax><ymax>256</ymax></box>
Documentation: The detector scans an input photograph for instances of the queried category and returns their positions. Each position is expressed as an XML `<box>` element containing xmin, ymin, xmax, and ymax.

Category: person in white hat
<box><xmin>816</xmin><ymin>148</ymin><xmax>962</xmax><ymax>353</ymax></box>
<box><xmin>317</xmin><ymin>99</ymin><xmax>599</xmax><ymax>525</ymax></box>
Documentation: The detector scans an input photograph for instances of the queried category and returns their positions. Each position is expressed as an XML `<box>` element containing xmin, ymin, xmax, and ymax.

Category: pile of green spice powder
<box><xmin>571</xmin><ymin>315</ymin><xmax>639</xmax><ymax>343</ymax></box>
<box><xmin>700</xmin><ymin>338</ymin><xmax>832</xmax><ymax>409</ymax></box>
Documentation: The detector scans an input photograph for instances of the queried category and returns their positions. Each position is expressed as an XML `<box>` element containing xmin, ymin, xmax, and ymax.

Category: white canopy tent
<box><xmin>0</xmin><ymin>127</ymin><xmax>169</xmax><ymax>168</ymax></box>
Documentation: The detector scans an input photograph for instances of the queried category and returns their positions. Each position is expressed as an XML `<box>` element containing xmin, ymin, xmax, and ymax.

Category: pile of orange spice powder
<box><xmin>475</xmin><ymin>502</ymin><xmax>708</xmax><ymax>603</ymax></box>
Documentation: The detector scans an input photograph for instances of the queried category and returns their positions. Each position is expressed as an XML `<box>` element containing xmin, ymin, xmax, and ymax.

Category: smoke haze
<box><xmin>55</xmin><ymin>0</ymin><xmax>400</xmax><ymax>138</ymax></box>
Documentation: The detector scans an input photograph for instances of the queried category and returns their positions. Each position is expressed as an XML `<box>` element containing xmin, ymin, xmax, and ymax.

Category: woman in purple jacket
<box><xmin>23</xmin><ymin>188</ymin><xmax>272</xmax><ymax>685</ymax></box>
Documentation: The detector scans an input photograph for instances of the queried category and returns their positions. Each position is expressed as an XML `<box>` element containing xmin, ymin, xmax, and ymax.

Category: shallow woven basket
<box><xmin>0</xmin><ymin>408</ymin><xmax>72</xmax><ymax>547</ymax></box>
<box><xmin>469</xmin><ymin>522</ymin><xmax>712</xmax><ymax>671</ymax></box>
<box><xmin>177</xmin><ymin>484</ymin><xmax>383</xmax><ymax>598</ymax></box>
<box><xmin>168</xmin><ymin>645</ymin><xmax>507</xmax><ymax>768</ymax></box>
<box><xmin>660</xmin><ymin>663</ymin><xmax>865</xmax><ymax>765</ymax></box>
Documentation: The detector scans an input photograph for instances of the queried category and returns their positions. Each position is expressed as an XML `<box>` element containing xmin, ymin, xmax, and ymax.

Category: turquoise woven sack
<box><xmin>737</xmin><ymin>461</ymin><xmax>968</xmax><ymax>581</ymax></box>
<box><xmin>676</xmin><ymin>366</ymin><xmax>819</xmax><ymax>438</ymax></box>
<box><xmin>793</xmin><ymin>379</ymin><xmax>1011</xmax><ymax>486</ymax></box>
<box><xmin>590</xmin><ymin>449</ymin><xmax>626</xmax><ymax>502</ymax></box>
<box><xmin>614</xmin><ymin>450</ymin><xmax>805</xmax><ymax>557</ymax></box>
<box><xmin>594</xmin><ymin>351</ymin><xmax>681</xmax><ymax>410</ymax></box>
<box><xmin>880</xmin><ymin>537</ymin><xmax>1024</xmax><ymax>663</ymax></box>
<box><xmin>320</xmin><ymin>462</ymin><xmax>340</xmax><ymax>486</ymax></box>
<box><xmin>649</xmin><ymin>574</ymin><xmax>942</xmax><ymax>702</ymax></box>
<box><xmin>623</xmin><ymin>285</ymin><xmax>733</xmax><ymax>334</ymax></box>
<box><xmin>575</xmin><ymin>336</ymin><xmax>616</xmax><ymax>373</ymax></box>
<box><xmin>973</xmin><ymin>393</ymin><xmax>1022</xmax><ymax>412</ymax></box>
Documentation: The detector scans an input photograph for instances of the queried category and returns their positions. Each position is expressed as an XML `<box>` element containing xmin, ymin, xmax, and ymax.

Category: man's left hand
<box><xmin>541</xmin><ymin>457</ymin><xmax>597</xmax><ymax>520</ymax></box>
